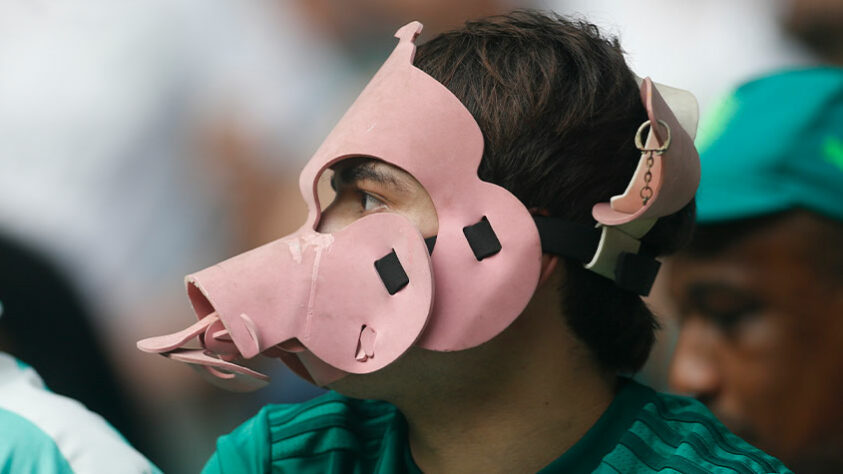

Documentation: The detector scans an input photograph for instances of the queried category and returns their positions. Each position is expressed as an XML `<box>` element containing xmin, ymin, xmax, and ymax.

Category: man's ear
<box><xmin>530</xmin><ymin>207</ymin><xmax>560</xmax><ymax>287</ymax></box>
<box><xmin>539</xmin><ymin>253</ymin><xmax>559</xmax><ymax>287</ymax></box>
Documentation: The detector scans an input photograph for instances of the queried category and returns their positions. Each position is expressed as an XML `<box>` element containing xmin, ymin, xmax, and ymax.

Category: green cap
<box><xmin>694</xmin><ymin>68</ymin><xmax>843</xmax><ymax>223</ymax></box>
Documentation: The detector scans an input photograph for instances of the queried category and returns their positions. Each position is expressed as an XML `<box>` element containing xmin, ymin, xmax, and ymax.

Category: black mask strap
<box><xmin>532</xmin><ymin>216</ymin><xmax>660</xmax><ymax>296</ymax></box>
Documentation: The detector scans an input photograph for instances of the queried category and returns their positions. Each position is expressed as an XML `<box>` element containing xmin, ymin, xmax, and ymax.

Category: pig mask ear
<box><xmin>593</xmin><ymin>77</ymin><xmax>700</xmax><ymax>225</ymax></box>
<box><xmin>579</xmin><ymin>77</ymin><xmax>699</xmax><ymax>295</ymax></box>
<box><xmin>534</xmin><ymin>77</ymin><xmax>700</xmax><ymax>297</ymax></box>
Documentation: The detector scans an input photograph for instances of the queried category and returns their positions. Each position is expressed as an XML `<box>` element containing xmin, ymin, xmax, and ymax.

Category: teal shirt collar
<box><xmin>393</xmin><ymin>378</ymin><xmax>654</xmax><ymax>473</ymax></box>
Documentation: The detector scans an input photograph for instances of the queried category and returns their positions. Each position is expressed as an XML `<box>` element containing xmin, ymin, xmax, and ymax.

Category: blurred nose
<box><xmin>669</xmin><ymin>317</ymin><xmax>721</xmax><ymax>399</ymax></box>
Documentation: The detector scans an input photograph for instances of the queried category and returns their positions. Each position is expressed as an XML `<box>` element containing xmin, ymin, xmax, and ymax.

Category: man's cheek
<box><xmin>721</xmin><ymin>315</ymin><xmax>804</xmax><ymax>442</ymax></box>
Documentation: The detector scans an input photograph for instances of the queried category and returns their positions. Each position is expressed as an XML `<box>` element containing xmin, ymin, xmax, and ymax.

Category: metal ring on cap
<box><xmin>634</xmin><ymin>119</ymin><xmax>671</xmax><ymax>153</ymax></box>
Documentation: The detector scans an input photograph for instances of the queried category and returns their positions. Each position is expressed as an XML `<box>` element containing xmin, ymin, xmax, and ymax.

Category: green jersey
<box><xmin>203</xmin><ymin>379</ymin><xmax>789</xmax><ymax>473</ymax></box>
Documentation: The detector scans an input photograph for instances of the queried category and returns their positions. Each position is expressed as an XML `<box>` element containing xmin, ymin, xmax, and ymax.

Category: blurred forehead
<box><xmin>670</xmin><ymin>213</ymin><xmax>841</xmax><ymax>321</ymax></box>
<box><xmin>679</xmin><ymin>212</ymin><xmax>838</xmax><ymax>275</ymax></box>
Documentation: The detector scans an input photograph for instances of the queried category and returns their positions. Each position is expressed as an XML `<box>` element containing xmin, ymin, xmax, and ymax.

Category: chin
<box><xmin>326</xmin><ymin>372</ymin><xmax>391</xmax><ymax>400</ymax></box>
<box><xmin>326</xmin><ymin>347</ymin><xmax>441</xmax><ymax>401</ymax></box>
<box><xmin>325</xmin><ymin>376</ymin><xmax>364</xmax><ymax>397</ymax></box>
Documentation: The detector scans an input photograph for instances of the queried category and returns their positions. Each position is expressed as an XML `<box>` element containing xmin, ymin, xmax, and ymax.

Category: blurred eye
<box><xmin>688</xmin><ymin>284</ymin><xmax>763</xmax><ymax>333</ymax></box>
<box><xmin>361</xmin><ymin>192</ymin><xmax>385</xmax><ymax>212</ymax></box>
<box><xmin>708</xmin><ymin>307</ymin><xmax>760</xmax><ymax>333</ymax></box>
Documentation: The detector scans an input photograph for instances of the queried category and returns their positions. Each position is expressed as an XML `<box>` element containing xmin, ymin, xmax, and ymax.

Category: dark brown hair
<box><xmin>414</xmin><ymin>10</ymin><xmax>695</xmax><ymax>373</ymax></box>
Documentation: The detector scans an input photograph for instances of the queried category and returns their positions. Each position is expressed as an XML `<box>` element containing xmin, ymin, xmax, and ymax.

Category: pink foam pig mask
<box><xmin>137</xmin><ymin>22</ymin><xmax>700</xmax><ymax>392</ymax></box>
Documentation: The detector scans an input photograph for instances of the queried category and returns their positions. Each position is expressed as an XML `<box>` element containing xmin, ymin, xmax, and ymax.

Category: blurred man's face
<box><xmin>668</xmin><ymin>213</ymin><xmax>843</xmax><ymax>471</ymax></box>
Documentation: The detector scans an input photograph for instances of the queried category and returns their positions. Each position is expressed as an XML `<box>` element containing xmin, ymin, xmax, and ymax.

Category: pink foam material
<box><xmin>166</xmin><ymin>349</ymin><xmax>269</xmax><ymax>381</ymax></box>
<box><xmin>137</xmin><ymin>313</ymin><xmax>217</xmax><ymax>354</ymax></box>
<box><xmin>137</xmin><ymin>211</ymin><xmax>432</xmax><ymax>389</ymax></box>
<box><xmin>136</xmin><ymin>21</ymin><xmax>543</xmax><ymax>388</ymax></box>
<box><xmin>188</xmin><ymin>211</ymin><xmax>432</xmax><ymax>373</ymax></box>
<box><xmin>170</xmin><ymin>351</ymin><xmax>271</xmax><ymax>393</ymax></box>
<box><xmin>592</xmin><ymin>78</ymin><xmax>700</xmax><ymax>225</ymax></box>
<box><xmin>298</xmin><ymin>21</ymin><xmax>542</xmax><ymax>352</ymax></box>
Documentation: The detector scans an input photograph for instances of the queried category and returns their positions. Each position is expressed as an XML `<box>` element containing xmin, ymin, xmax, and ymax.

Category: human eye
<box><xmin>360</xmin><ymin>191</ymin><xmax>386</xmax><ymax>212</ymax></box>
<box><xmin>707</xmin><ymin>306</ymin><xmax>761</xmax><ymax>334</ymax></box>
<box><xmin>689</xmin><ymin>285</ymin><xmax>763</xmax><ymax>334</ymax></box>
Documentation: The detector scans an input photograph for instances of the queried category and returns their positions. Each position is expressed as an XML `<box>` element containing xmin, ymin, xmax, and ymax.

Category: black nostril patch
<box><xmin>424</xmin><ymin>235</ymin><xmax>437</xmax><ymax>254</ymax></box>
<box><xmin>463</xmin><ymin>216</ymin><xmax>502</xmax><ymax>261</ymax></box>
<box><xmin>374</xmin><ymin>249</ymin><xmax>409</xmax><ymax>295</ymax></box>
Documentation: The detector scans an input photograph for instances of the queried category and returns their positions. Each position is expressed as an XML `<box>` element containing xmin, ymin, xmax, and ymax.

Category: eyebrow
<box><xmin>332</xmin><ymin>159</ymin><xmax>410</xmax><ymax>193</ymax></box>
<box><xmin>684</xmin><ymin>282</ymin><xmax>763</xmax><ymax>317</ymax></box>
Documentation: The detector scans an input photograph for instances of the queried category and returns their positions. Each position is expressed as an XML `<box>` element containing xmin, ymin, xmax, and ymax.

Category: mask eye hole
<box><xmin>315</xmin><ymin>168</ymin><xmax>337</xmax><ymax>213</ymax></box>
